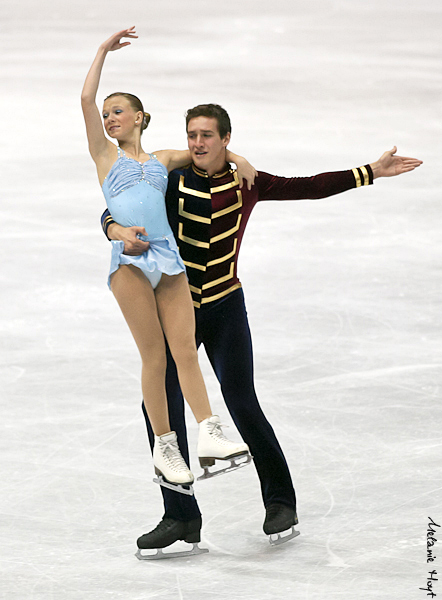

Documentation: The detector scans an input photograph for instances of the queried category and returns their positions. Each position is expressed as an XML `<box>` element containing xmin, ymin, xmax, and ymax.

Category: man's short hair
<box><xmin>185</xmin><ymin>104</ymin><xmax>232</xmax><ymax>139</ymax></box>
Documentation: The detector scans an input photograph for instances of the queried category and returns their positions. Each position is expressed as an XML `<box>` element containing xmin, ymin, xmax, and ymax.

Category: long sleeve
<box><xmin>256</xmin><ymin>165</ymin><xmax>373</xmax><ymax>201</ymax></box>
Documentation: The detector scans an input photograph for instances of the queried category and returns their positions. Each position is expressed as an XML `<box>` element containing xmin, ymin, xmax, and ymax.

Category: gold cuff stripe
<box><xmin>202</xmin><ymin>263</ymin><xmax>235</xmax><ymax>290</ymax></box>
<box><xmin>207</xmin><ymin>238</ymin><xmax>238</xmax><ymax>267</ymax></box>
<box><xmin>179</xmin><ymin>175</ymin><xmax>211</xmax><ymax>199</ymax></box>
<box><xmin>201</xmin><ymin>282</ymin><xmax>242</xmax><ymax>305</ymax></box>
<box><xmin>178</xmin><ymin>223</ymin><xmax>210</xmax><ymax>248</ymax></box>
<box><xmin>212</xmin><ymin>190</ymin><xmax>242</xmax><ymax>219</ymax></box>
<box><xmin>360</xmin><ymin>165</ymin><xmax>370</xmax><ymax>186</ymax></box>
<box><xmin>352</xmin><ymin>168</ymin><xmax>362</xmax><ymax>188</ymax></box>
<box><xmin>210</xmin><ymin>215</ymin><xmax>242</xmax><ymax>244</ymax></box>
<box><xmin>179</xmin><ymin>198</ymin><xmax>211</xmax><ymax>224</ymax></box>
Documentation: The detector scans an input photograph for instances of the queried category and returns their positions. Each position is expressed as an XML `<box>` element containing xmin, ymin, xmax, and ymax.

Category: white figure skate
<box><xmin>153</xmin><ymin>431</ymin><xmax>194</xmax><ymax>496</ymax></box>
<box><xmin>197</xmin><ymin>415</ymin><xmax>252</xmax><ymax>480</ymax></box>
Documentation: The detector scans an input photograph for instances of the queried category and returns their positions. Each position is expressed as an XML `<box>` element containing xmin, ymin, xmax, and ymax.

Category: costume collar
<box><xmin>191</xmin><ymin>163</ymin><xmax>233</xmax><ymax>179</ymax></box>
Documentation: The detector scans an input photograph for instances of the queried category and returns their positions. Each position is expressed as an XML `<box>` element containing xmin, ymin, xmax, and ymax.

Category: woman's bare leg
<box><xmin>110</xmin><ymin>265</ymin><xmax>171</xmax><ymax>436</ymax></box>
<box><xmin>154</xmin><ymin>272</ymin><xmax>212</xmax><ymax>423</ymax></box>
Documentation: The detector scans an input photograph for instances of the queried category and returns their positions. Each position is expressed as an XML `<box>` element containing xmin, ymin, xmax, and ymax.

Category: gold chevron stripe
<box><xmin>179</xmin><ymin>197</ymin><xmax>211</xmax><ymax>223</ymax></box>
<box><xmin>201</xmin><ymin>282</ymin><xmax>242</xmax><ymax>304</ymax></box>
<box><xmin>184</xmin><ymin>260</ymin><xmax>206</xmax><ymax>272</ymax></box>
<box><xmin>179</xmin><ymin>175</ymin><xmax>211</xmax><ymax>199</ymax></box>
<box><xmin>178</xmin><ymin>223</ymin><xmax>210</xmax><ymax>248</ymax></box>
<box><xmin>202</xmin><ymin>263</ymin><xmax>235</xmax><ymax>290</ymax></box>
<box><xmin>189</xmin><ymin>284</ymin><xmax>202</xmax><ymax>294</ymax></box>
<box><xmin>210</xmin><ymin>171</ymin><xmax>240</xmax><ymax>193</ymax></box>
<box><xmin>212</xmin><ymin>190</ymin><xmax>242</xmax><ymax>219</ymax></box>
<box><xmin>207</xmin><ymin>238</ymin><xmax>238</xmax><ymax>267</ymax></box>
<box><xmin>210</xmin><ymin>215</ymin><xmax>242</xmax><ymax>244</ymax></box>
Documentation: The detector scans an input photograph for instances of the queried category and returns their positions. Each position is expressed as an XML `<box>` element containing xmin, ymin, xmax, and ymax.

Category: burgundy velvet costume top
<box><xmin>102</xmin><ymin>162</ymin><xmax>373</xmax><ymax>308</ymax></box>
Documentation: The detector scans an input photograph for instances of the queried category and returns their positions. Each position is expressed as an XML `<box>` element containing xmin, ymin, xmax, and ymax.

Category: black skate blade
<box><xmin>197</xmin><ymin>453</ymin><xmax>252</xmax><ymax>481</ymax></box>
<box><xmin>153</xmin><ymin>476</ymin><xmax>194</xmax><ymax>496</ymax></box>
<box><xmin>269</xmin><ymin>526</ymin><xmax>300</xmax><ymax>546</ymax></box>
<box><xmin>135</xmin><ymin>542</ymin><xmax>209</xmax><ymax>560</ymax></box>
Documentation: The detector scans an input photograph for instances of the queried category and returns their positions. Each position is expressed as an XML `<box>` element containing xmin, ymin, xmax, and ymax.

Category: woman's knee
<box><xmin>169</xmin><ymin>339</ymin><xmax>199</xmax><ymax>370</ymax></box>
<box><xmin>141</xmin><ymin>348</ymin><xmax>167</xmax><ymax>374</ymax></box>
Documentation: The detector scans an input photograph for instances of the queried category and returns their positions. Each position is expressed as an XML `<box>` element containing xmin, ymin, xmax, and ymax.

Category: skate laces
<box><xmin>266</xmin><ymin>504</ymin><xmax>283</xmax><ymax>519</ymax></box>
<box><xmin>159</xmin><ymin>439</ymin><xmax>189</xmax><ymax>473</ymax></box>
<box><xmin>207</xmin><ymin>420</ymin><xmax>232</xmax><ymax>445</ymax></box>
<box><xmin>153</xmin><ymin>517</ymin><xmax>176</xmax><ymax>533</ymax></box>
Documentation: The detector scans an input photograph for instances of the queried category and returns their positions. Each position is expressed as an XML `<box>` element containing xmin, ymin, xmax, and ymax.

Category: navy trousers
<box><xmin>143</xmin><ymin>288</ymin><xmax>296</xmax><ymax>521</ymax></box>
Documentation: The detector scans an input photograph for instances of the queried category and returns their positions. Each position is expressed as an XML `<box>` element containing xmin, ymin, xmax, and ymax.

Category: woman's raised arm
<box><xmin>81</xmin><ymin>27</ymin><xmax>138</xmax><ymax>163</ymax></box>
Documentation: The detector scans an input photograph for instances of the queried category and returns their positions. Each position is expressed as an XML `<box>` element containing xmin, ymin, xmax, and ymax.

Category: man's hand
<box><xmin>370</xmin><ymin>147</ymin><xmax>423</xmax><ymax>179</ymax></box>
<box><xmin>107</xmin><ymin>223</ymin><xmax>150</xmax><ymax>256</ymax></box>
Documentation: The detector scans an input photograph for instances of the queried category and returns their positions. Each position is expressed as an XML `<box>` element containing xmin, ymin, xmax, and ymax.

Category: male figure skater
<box><xmin>102</xmin><ymin>104</ymin><xmax>422</xmax><ymax>555</ymax></box>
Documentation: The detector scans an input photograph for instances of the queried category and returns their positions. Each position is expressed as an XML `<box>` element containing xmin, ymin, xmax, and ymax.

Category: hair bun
<box><xmin>143</xmin><ymin>112</ymin><xmax>151</xmax><ymax>130</ymax></box>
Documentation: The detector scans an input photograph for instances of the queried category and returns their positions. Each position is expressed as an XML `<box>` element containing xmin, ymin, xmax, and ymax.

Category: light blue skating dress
<box><xmin>102</xmin><ymin>147</ymin><xmax>185</xmax><ymax>289</ymax></box>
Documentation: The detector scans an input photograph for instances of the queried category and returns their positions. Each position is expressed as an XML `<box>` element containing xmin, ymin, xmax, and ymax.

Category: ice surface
<box><xmin>1</xmin><ymin>1</ymin><xmax>441</xmax><ymax>599</ymax></box>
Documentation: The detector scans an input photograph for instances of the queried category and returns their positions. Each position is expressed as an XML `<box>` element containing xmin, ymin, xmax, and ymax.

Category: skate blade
<box><xmin>269</xmin><ymin>526</ymin><xmax>300</xmax><ymax>546</ymax></box>
<box><xmin>153</xmin><ymin>475</ymin><xmax>194</xmax><ymax>496</ymax></box>
<box><xmin>197</xmin><ymin>453</ymin><xmax>252</xmax><ymax>481</ymax></box>
<box><xmin>135</xmin><ymin>542</ymin><xmax>209</xmax><ymax>560</ymax></box>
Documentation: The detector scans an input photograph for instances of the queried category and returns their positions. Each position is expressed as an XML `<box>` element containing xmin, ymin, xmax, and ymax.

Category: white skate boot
<box><xmin>197</xmin><ymin>415</ymin><xmax>252</xmax><ymax>480</ymax></box>
<box><xmin>153</xmin><ymin>431</ymin><xmax>194</xmax><ymax>495</ymax></box>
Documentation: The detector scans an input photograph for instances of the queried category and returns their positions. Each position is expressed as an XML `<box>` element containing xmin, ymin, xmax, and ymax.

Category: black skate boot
<box><xmin>263</xmin><ymin>503</ymin><xmax>300</xmax><ymax>546</ymax></box>
<box><xmin>135</xmin><ymin>516</ymin><xmax>208</xmax><ymax>560</ymax></box>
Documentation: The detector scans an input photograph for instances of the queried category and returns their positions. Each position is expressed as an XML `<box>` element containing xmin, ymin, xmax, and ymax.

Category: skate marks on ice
<box><xmin>2</xmin><ymin>0</ymin><xmax>440</xmax><ymax>597</ymax></box>
<box><xmin>288</xmin><ymin>362</ymin><xmax>442</xmax><ymax>392</ymax></box>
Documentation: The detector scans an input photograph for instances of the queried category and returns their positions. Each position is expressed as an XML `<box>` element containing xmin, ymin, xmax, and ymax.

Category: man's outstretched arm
<box><xmin>257</xmin><ymin>147</ymin><xmax>422</xmax><ymax>201</ymax></box>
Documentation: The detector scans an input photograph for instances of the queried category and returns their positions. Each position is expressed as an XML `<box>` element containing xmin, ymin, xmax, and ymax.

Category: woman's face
<box><xmin>102</xmin><ymin>96</ymin><xmax>139</xmax><ymax>139</ymax></box>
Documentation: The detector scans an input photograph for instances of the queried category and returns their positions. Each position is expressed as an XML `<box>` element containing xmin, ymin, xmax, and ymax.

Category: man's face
<box><xmin>187</xmin><ymin>116</ymin><xmax>231</xmax><ymax>175</ymax></box>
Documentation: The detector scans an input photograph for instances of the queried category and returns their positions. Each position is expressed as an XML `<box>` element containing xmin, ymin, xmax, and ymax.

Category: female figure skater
<box><xmin>81</xmin><ymin>27</ymin><xmax>251</xmax><ymax>493</ymax></box>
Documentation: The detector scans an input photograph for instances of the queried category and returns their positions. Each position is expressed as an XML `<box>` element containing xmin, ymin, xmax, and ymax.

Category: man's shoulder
<box><xmin>166</xmin><ymin>164</ymin><xmax>193</xmax><ymax>193</ymax></box>
<box><xmin>168</xmin><ymin>163</ymin><xmax>193</xmax><ymax>180</ymax></box>
<box><xmin>166</xmin><ymin>163</ymin><xmax>212</xmax><ymax>198</ymax></box>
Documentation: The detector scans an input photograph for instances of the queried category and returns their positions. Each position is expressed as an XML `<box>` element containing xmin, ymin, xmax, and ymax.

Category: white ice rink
<box><xmin>1</xmin><ymin>1</ymin><xmax>441</xmax><ymax>598</ymax></box>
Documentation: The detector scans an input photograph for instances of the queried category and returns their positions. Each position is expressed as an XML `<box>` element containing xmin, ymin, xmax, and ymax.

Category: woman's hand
<box><xmin>234</xmin><ymin>156</ymin><xmax>258</xmax><ymax>190</ymax></box>
<box><xmin>226</xmin><ymin>151</ymin><xmax>258</xmax><ymax>190</ymax></box>
<box><xmin>100</xmin><ymin>27</ymin><xmax>138</xmax><ymax>53</ymax></box>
